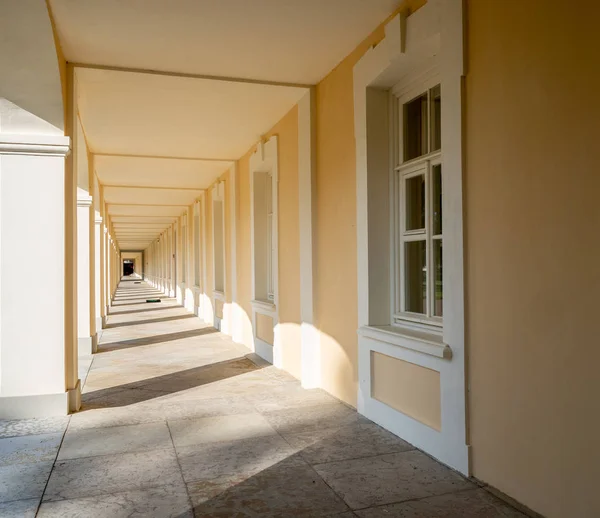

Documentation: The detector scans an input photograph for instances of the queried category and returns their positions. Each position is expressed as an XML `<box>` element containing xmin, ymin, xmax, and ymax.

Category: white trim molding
<box><xmin>211</xmin><ymin>181</ymin><xmax>226</xmax><ymax>330</ymax></box>
<box><xmin>0</xmin><ymin>134</ymin><xmax>71</xmax><ymax>157</ymax></box>
<box><xmin>353</xmin><ymin>0</ymin><xmax>469</xmax><ymax>474</ymax></box>
<box><xmin>228</xmin><ymin>163</ymin><xmax>243</xmax><ymax>344</ymax></box>
<box><xmin>249</xmin><ymin>135</ymin><xmax>280</xmax><ymax>366</ymax></box>
<box><xmin>76</xmin><ymin>194</ymin><xmax>93</xmax><ymax>207</ymax></box>
<box><xmin>297</xmin><ymin>89</ymin><xmax>320</xmax><ymax>389</ymax></box>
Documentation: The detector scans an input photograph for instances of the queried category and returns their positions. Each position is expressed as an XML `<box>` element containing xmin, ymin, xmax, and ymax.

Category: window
<box><xmin>181</xmin><ymin>216</ymin><xmax>187</xmax><ymax>283</ymax></box>
<box><xmin>193</xmin><ymin>203</ymin><xmax>200</xmax><ymax>287</ymax></box>
<box><xmin>394</xmin><ymin>83</ymin><xmax>443</xmax><ymax>325</ymax></box>
<box><xmin>266</xmin><ymin>173</ymin><xmax>274</xmax><ymax>301</ymax></box>
<box><xmin>253</xmin><ymin>171</ymin><xmax>275</xmax><ymax>303</ymax></box>
<box><xmin>213</xmin><ymin>198</ymin><xmax>224</xmax><ymax>293</ymax></box>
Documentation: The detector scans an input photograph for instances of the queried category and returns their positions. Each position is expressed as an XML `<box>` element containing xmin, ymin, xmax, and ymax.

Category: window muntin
<box><xmin>394</xmin><ymin>83</ymin><xmax>443</xmax><ymax>326</ymax></box>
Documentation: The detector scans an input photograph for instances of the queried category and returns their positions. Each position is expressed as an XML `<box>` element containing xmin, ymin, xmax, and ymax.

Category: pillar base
<box><xmin>0</xmin><ymin>378</ymin><xmax>81</xmax><ymax>419</ymax></box>
<box><xmin>91</xmin><ymin>333</ymin><xmax>98</xmax><ymax>354</ymax></box>
<box><xmin>102</xmin><ymin>315</ymin><xmax>107</xmax><ymax>328</ymax></box>
<box><xmin>68</xmin><ymin>379</ymin><xmax>81</xmax><ymax>413</ymax></box>
<box><xmin>78</xmin><ymin>336</ymin><xmax>94</xmax><ymax>356</ymax></box>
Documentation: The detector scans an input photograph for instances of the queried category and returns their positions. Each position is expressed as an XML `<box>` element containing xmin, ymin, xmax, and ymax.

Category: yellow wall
<box><xmin>235</xmin><ymin>146</ymin><xmax>256</xmax><ymax>347</ymax></box>
<box><xmin>235</xmin><ymin>105</ymin><xmax>302</xmax><ymax>378</ymax></box>
<box><xmin>266</xmin><ymin>106</ymin><xmax>302</xmax><ymax>379</ymax></box>
<box><xmin>256</xmin><ymin>313</ymin><xmax>274</xmax><ymax>346</ymax></box>
<box><xmin>465</xmin><ymin>1</ymin><xmax>600</xmax><ymax>516</ymax></box>
<box><xmin>315</xmin><ymin>0</ymin><xmax>425</xmax><ymax>406</ymax></box>
<box><xmin>372</xmin><ymin>352</ymin><xmax>441</xmax><ymax>431</ymax></box>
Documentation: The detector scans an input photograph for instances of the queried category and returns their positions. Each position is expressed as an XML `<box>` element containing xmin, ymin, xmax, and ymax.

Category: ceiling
<box><xmin>49</xmin><ymin>0</ymin><xmax>401</xmax><ymax>84</ymax></box>
<box><xmin>48</xmin><ymin>0</ymin><xmax>400</xmax><ymax>251</ymax></box>
<box><xmin>76</xmin><ymin>68</ymin><xmax>307</xmax><ymax>158</ymax></box>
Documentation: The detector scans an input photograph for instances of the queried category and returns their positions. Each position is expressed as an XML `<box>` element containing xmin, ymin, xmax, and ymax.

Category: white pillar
<box><xmin>94</xmin><ymin>215</ymin><xmax>103</xmax><ymax>338</ymax></box>
<box><xmin>77</xmin><ymin>194</ymin><xmax>94</xmax><ymax>355</ymax></box>
<box><xmin>103</xmin><ymin>225</ymin><xmax>109</xmax><ymax>321</ymax></box>
<box><xmin>0</xmin><ymin>132</ymin><xmax>79</xmax><ymax>418</ymax></box>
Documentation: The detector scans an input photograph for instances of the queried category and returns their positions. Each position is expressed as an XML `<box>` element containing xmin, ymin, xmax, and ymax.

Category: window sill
<box><xmin>358</xmin><ymin>325</ymin><xmax>452</xmax><ymax>360</ymax></box>
<box><xmin>251</xmin><ymin>299</ymin><xmax>276</xmax><ymax>313</ymax></box>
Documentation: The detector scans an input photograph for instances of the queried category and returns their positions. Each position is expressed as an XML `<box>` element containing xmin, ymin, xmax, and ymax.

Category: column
<box><xmin>94</xmin><ymin>215</ymin><xmax>103</xmax><ymax>336</ymax></box>
<box><xmin>77</xmin><ymin>193</ymin><xmax>94</xmax><ymax>355</ymax></box>
<box><xmin>0</xmin><ymin>129</ymin><xmax>77</xmax><ymax>418</ymax></box>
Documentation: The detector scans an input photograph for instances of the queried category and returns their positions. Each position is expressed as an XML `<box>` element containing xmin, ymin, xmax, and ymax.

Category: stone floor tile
<box><xmin>178</xmin><ymin>434</ymin><xmax>296</xmax><ymax>483</ymax></box>
<box><xmin>354</xmin><ymin>488</ymin><xmax>527</xmax><ymax>517</ymax></box>
<box><xmin>157</xmin><ymin>396</ymin><xmax>252</xmax><ymax>420</ymax></box>
<box><xmin>44</xmin><ymin>449</ymin><xmax>183</xmax><ymax>501</ymax></box>
<box><xmin>285</xmin><ymin>423</ymin><xmax>414</xmax><ymax>465</ymax></box>
<box><xmin>0</xmin><ymin>461</ymin><xmax>54</xmax><ymax>503</ymax></box>
<box><xmin>68</xmin><ymin>405</ymin><xmax>165</xmax><ymax>430</ymax></box>
<box><xmin>37</xmin><ymin>484</ymin><xmax>192</xmax><ymax>518</ymax></box>
<box><xmin>248</xmin><ymin>385</ymin><xmax>340</xmax><ymax>412</ymax></box>
<box><xmin>0</xmin><ymin>498</ymin><xmax>39</xmax><ymax>517</ymax></box>
<box><xmin>0</xmin><ymin>416</ymin><xmax>70</xmax><ymax>439</ymax></box>
<box><xmin>168</xmin><ymin>413</ymin><xmax>276</xmax><ymax>448</ymax></box>
<box><xmin>58</xmin><ymin>421</ymin><xmax>172</xmax><ymax>460</ymax></box>
<box><xmin>313</xmin><ymin>450</ymin><xmax>475</xmax><ymax>510</ymax></box>
<box><xmin>0</xmin><ymin>433</ymin><xmax>62</xmax><ymax>466</ymax></box>
<box><xmin>190</xmin><ymin>456</ymin><xmax>350</xmax><ymax>517</ymax></box>
<box><xmin>263</xmin><ymin>401</ymin><xmax>368</xmax><ymax>435</ymax></box>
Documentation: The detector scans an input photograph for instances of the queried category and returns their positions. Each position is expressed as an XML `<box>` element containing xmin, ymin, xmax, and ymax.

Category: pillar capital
<box><xmin>77</xmin><ymin>195</ymin><xmax>93</xmax><ymax>207</ymax></box>
<box><xmin>0</xmin><ymin>134</ymin><xmax>71</xmax><ymax>157</ymax></box>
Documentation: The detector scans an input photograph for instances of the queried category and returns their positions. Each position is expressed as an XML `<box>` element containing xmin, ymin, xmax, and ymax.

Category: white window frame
<box><xmin>249</xmin><ymin>136</ymin><xmax>280</xmax><ymax>366</ymax></box>
<box><xmin>353</xmin><ymin>0</ymin><xmax>469</xmax><ymax>475</ymax></box>
<box><xmin>391</xmin><ymin>75</ymin><xmax>443</xmax><ymax>329</ymax></box>
<box><xmin>212</xmin><ymin>181</ymin><xmax>225</xmax><ymax>295</ymax></box>
<box><xmin>193</xmin><ymin>201</ymin><xmax>201</xmax><ymax>288</ymax></box>
<box><xmin>181</xmin><ymin>212</ymin><xmax>187</xmax><ymax>284</ymax></box>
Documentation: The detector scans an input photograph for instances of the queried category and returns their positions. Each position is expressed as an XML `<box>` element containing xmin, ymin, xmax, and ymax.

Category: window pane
<box><xmin>430</xmin><ymin>85</ymin><xmax>441</xmax><ymax>152</ymax></box>
<box><xmin>433</xmin><ymin>239</ymin><xmax>443</xmax><ymax>317</ymax></box>
<box><xmin>405</xmin><ymin>240</ymin><xmax>427</xmax><ymax>314</ymax></box>
<box><xmin>405</xmin><ymin>174</ymin><xmax>425</xmax><ymax>231</ymax></box>
<box><xmin>432</xmin><ymin>164</ymin><xmax>442</xmax><ymax>235</ymax></box>
<box><xmin>403</xmin><ymin>93</ymin><xmax>428</xmax><ymax>161</ymax></box>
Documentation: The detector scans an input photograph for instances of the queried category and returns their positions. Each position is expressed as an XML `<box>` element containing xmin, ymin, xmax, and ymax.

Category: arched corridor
<box><xmin>0</xmin><ymin>279</ymin><xmax>526</xmax><ymax>517</ymax></box>
<box><xmin>1</xmin><ymin>1</ymin><xmax>599</xmax><ymax>516</ymax></box>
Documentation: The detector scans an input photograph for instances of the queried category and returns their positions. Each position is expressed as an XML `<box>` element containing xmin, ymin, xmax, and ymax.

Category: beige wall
<box><xmin>465</xmin><ymin>1</ymin><xmax>600</xmax><ymax>516</ymax></box>
<box><xmin>371</xmin><ymin>352</ymin><xmax>441</xmax><ymax>431</ymax></box>
<box><xmin>235</xmin><ymin>105</ymin><xmax>302</xmax><ymax>378</ymax></box>
<box><xmin>314</xmin><ymin>0</ymin><xmax>425</xmax><ymax>406</ymax></box>
<box><xmin>266</xmin><ymin>106</ymin><xmax>302</xmax><ymax>379</ymax></box>
<box><xmin>236</xmin><ymin>146</ymin><xmax>256</xmax><ymax>347</ymax></box>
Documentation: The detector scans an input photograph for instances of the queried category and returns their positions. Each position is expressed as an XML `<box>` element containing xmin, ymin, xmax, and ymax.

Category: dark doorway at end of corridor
<box><xmin>123</xmin><ymin>260</ymin><xmax>134</xmax><ymax>276</ymax></box>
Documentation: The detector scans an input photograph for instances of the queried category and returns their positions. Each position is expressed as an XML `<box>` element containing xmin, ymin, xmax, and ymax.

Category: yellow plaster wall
<box><xmin>266</xmin><ymin>106</ymin><xmax>301</xmax><ymax>379</ymax></box>
<box><xmin>235</xmin><ymin>147</ymin><xmax>256</xmax><ymax>348</ymax></box>
<box><xmin>371</xmin><ymin>352</ymin><xmax>441</xmax><ymax>431</ymax></box>
<box><xmin>314</xmin><ymin>0</ymin><xmax>425</xmax><ymax>406</ymax></box>
<box><xmin>465</xmin><ymin>1</ymin><xmax>600</xmax><ymax>516</ymax></box>
<box><xmin>255</xmin><ymin>313</ymin><xmax>275</xmax><ymax>346</ymax></box>
<box><xmin>235</xmin><ymin>106</ymin><xmax>302</xmax><ymax>378</ymax></box>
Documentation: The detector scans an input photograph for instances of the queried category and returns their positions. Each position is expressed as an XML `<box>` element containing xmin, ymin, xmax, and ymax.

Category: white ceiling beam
<box><xmin>72</xmin><ymin>62</ymin><xmax>313</xmax><ymax>89</ymax></box>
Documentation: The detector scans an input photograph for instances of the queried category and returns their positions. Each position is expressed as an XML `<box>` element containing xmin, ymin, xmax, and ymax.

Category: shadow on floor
<box><xmin>104</xmin><ymin>313</ymin><xmax>196</xmax><ymax>329</ymax></box>
<box><xmin>99</xmin><ymin>327</ymin><xmax>219</xmax><ymax>352</ymax></box>
<box><xmin>110</xmin><ymin>300</ymin><xmax>167</xmax><ymax>308</ymax></box>
<box><xmin>82</xmin><ymin>356</ymin><xmax>261</xmax><ymax>408</ymax></box>
<box><xmin>108</xmin><ymin>305</ymin><xmax>185</xmax><ymax>316</ymax></box>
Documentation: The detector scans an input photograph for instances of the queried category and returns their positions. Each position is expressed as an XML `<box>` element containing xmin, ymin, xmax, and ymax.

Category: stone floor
<box><xmin>0</xmin><ymin>279</ymin><xmax>527</xmax><ymax>517</ymax></box>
